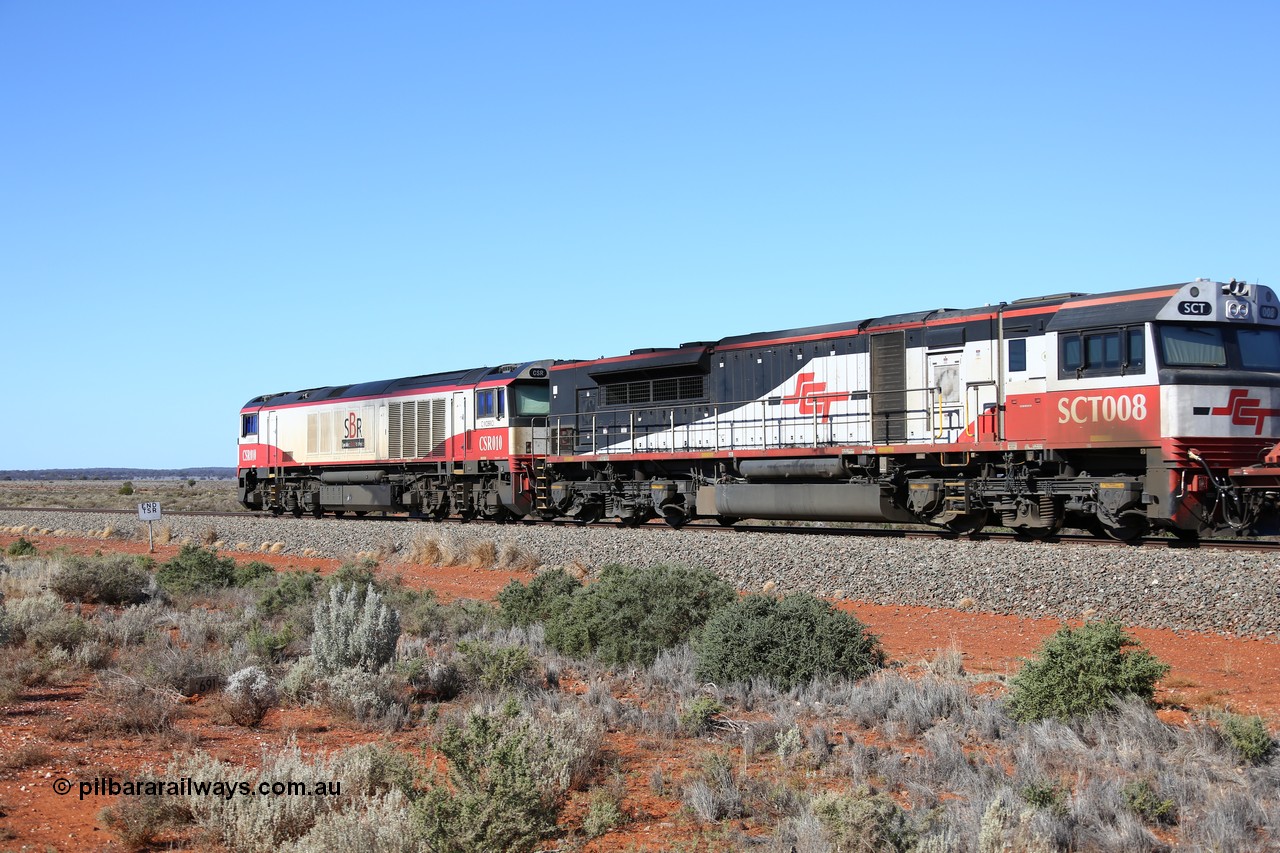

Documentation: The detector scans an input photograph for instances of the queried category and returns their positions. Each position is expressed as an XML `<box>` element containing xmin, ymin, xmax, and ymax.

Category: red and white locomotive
<box><xmin>239</xmin><ymin>279</ymin><xmax>1280</xmax><ymax>538</ymax></box>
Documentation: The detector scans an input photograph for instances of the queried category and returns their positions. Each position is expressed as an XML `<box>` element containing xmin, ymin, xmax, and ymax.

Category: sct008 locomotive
<box><xmin>238</xmin><ymin>279</ymin><xmax>1280</xmax><ymax>539</ymax></box>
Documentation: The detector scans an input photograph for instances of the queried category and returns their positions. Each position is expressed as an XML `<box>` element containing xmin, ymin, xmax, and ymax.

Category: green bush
<box><xmin>257</xmin><ymin>571</ymin><xmax>318</xmax><ymax>617</ymax></box>
<box><xmin>414</xmin><ymin>701</ymin><xmax>574</xmax><ymax>853</ymax></box>
<box><xmin>50</xmin><ymin>555</ymin><xmax>150</xmax><ymax>605</ymax></box>
<box><xmin>1122</xmin><ymin>778</ymin><xmax>1176</xmax><ymax>825</ymax></box>
<box><xmin>6</xmin><ymin>537</ymin><xmax>37</xmax><ymax>557</ymax></box>
<box><xmin>694</xmin><ymin>593</ymin><xmax>884</xmax><ymax>689</ymax></box>
<box><xmin>458</xmin><ymin>640</ymin><xmax>536</xmax><ymax>691</ymax></box>
<box><xmin>811</xmin><ymin>787</ymin><xmax>917</xmax><ymax>852</ymax></box>
<box><xmin>545</xmin><ymin>564</ymin><xmax>734</xmax><ymax>666</ymax></box>
<box><xmin>497</xmin><ymin>569</ymin><xmax>581</xmax><ymax>627</ymax></box>
<box><xmin>1005</xmin><ymin>620</ymin><xmax>1170</xmax><ymax>722</ymax></box>
<box><xmin>233</xmin><ymin>560</ymin><xmax>275</xmax><ymax>587</ymax></box>
<box><xmin>118</xmin><ymin>481</ymin><xmax>135</xmax><ymax>496</ymax></box>
<box><xmin>1219</xmin><ymin>712</ymin><xmax>1275</xmax><ymax>763</ymax></box>
<box><xmin>679</xmin><ymin>696</ymin><xmax>723</xmax><ymax>736</ymax></box>
<box><xmin>155</xmin><ymin>545</ymin><xmax>238</xmax><ymax>594</ymax></box>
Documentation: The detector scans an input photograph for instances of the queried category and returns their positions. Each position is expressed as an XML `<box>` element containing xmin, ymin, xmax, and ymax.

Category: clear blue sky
<box><xmin>2</xmin><ymin>2</ymin><xmax>1276</xmax><ymax>469</ymax></box>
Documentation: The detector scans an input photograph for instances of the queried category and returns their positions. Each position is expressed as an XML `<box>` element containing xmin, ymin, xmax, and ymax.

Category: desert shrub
<box><xmin>582</xmin><ymin>788</ymin><xmax>624</xmax><ymax>839</ymax></box>
<box><xmin>92</xmin><ymin>673</ymin><xmax>182</xmax><ymax>733</ymax></box>
<box><xmin>1006</xmin><ymin>621</ymin><xmax>1170</xmax><ymax>722</ymax></box>
<box><xmin>1122</xmin><ymin>778</ymin><xmax>1176</xmax><ymax>826</ymax></box>
<box><xmin>280</xmin><ymin>656</ymin><xmax>319</xmax><ymax>704</ymax></box>
<box><xmin>155</xmin><ymin>545</ymin><xmax>238</xmax><ymax>594</ymax></box>
<box><xmin>679</xmin><ymin>696</ymin><xmax>723</xmax><ymax>736</ymax></box>
<box><xmin>328</xmin><ymin>559</ymin><xmax>379</xmax><ymax>590</ymax></box>
<box><xmin>6</xmin><ymin>537</ymin><xmax>37</xmax><ymax>556</ymax></box>
<box><xmin>400</xmin><ymin>654</ymin><xmax>465</xmax><ymax>702</ymax></box>
<box><xmin>812</xmin><ymin>786</ymin><xmax>918</xmax><ymax>852</ymax></box>
<box><xmin>118</xmin><ymin>481</ymin><xmax>135</xmax><ymax>495</ymax></box>
<box><xmin>695</xmin><ymin>593</ymin><xmax>884</xmax><ymax>690</ymax></box>
<box><xmin>312</xmin><ymin>583</ymin><xmax>400</xmax><ymax>675</ymax></box>
<box><xmin>497</xmin><ymin>569</ymin><xmax>581</xmax><ymax>628</ymax></box>
<box><xmin>234</xmin><ymin>560</ymin><xmax>275</xmax><ymax>586</ymax></box>
<box><xmin>26</xmin><ymin>609</ymin><xmax>91</xmax><ymax>653</ymax></box>
<box><xmin>51</xmin><ymin>554</ymin><xmax>150</xmax><ymax>604</ymax></box>
<box><xmin>545</xmin><ymin>564</ymin><xmax>735</xmax><ymax>666</ymax></box>
<box><xmin>278</xmin><ymin>790</ymin><xmax>417</xmax><ymax>853</ymax></box>
<box><xmin>257</xmin><ymin>571</ymin><xmax>318</xmax><ymax>617</ymax></box>
<box><xmin>415</xmin><ymin>700</ymin><xmax>599</xmax><ymax>852</ymax></box>
<box><xmin>1219</xmin><ymin>712</ymin><xmax>1275</xmax><ymax>763</ymax></box>
<box><xmin>1021</xmin><ymin>780</ymin><xmax>1068</xmax><ymax>815</ymax></box>
<box><xmin>173</xmin><ymin>741</ymin><xmax>416</xmax><ymax>851</ymax></box>
<box><xmin>247</xmin><ymin>621</ymin><xmax>296</xmax><ymax>664</ymax></box>
<box><xmin>100</xmin><ymin>786</ymin><xmax>189</xmax><ymax>850</ymax></box>
<box><xmin>683</xmin><ymin>752</ymin><xmax>744</xmax><ymax>823</ymax></box>
<box><xmin>224</xmin><ymin>665</ymin><xmax>279</xmax><ymax>727</ymax></box>
<box><xmin>458</xmin><ymin>640</ymin><xmax>536</xmax><ymax>691</ymax></box>
<box><xmin>323</xmin><ymin>667</ymin><xmax>411</xmax><ymax>729</ymax></box>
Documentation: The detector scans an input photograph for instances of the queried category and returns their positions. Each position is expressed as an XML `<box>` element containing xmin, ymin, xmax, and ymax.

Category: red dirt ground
<box><xmin>1</xmin><ymin>532</ymin><xmax>1277</xmax><ymax>851</ymax></box>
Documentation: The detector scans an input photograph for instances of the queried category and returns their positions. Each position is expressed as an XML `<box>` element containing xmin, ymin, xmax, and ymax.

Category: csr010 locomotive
<box><xmin>238</xmin><ymin>279</ymin><xmax>1280</xmax><ymax>538</ymax></box>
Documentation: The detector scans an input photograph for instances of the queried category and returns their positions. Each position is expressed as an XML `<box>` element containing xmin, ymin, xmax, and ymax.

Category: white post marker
<box><xmin>138</xmin><ymin>501</ymin><xmax>162</xmax><ymax>552</ymax></box>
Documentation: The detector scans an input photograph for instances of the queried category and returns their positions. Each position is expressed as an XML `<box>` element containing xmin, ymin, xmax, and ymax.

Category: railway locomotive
<box><xmin>238</xmin><ymin>279</ymin><xmax>1280</xmax><ymax>538</ymax></box>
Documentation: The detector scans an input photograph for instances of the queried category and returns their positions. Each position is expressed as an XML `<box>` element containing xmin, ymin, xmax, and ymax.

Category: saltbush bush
<box><xmin>51</xmin><ymin>554</ymin><xmax>150</xmax><ymax>605</ymax></box>
<box><xmin>545</xmin><ymin>564</ymin><xmax>734</xmax><ymax>666</ymax></box>
<box><xmin>224</xmin><ymin>665</ymin><xmax>279</xmax><ymax>727</ymax></box>
<box><xmin>496</xmin><ymin>569</ymin><xmax>580</xmax><ymax>628</ymax></box>
<box><xmin>694</xmin><ymin>593</ymin><xmax>884</xmax><ymax>689</ymax></box>
<box><xmin>1005</xmin><ymin>620</ymin><xmax>1170</xmax><ymax>722</ymax></box>
<box><xmin>312</xmin><ymin>583</ymin><xmax>400</xmax><ymax>675</ymax></box>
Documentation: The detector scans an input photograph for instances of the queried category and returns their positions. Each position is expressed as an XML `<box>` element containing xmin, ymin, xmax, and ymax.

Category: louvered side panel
<box><xmin>307</xmin><ymin>414</ymin><xmax>319</xmax><ymax>454</ymax></box>
<box><xmin>388</xmin><ymin>402</ymin><xmax>403</xmax><ymax>458</ymax></box>
<box><xmin>320</xmin><ymin>412</ymin><xmax>334</xmax><ymax>453</ymax></box>
<box><xmin>430</xmin><ymin>399</ymin><xmax>447</xmax><ymax>457</ymax></box>
<box><xmin>415</xmin><ymin>401</ymin><xmax>432</xmax><ymax>458</ymax></box>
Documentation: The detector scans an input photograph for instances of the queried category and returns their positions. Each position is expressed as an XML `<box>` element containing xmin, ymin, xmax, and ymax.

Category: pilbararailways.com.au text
<box><xmin>55</xmin><ymin>776</ymin><xmax>342</xmax><ymax>801</ymax></box>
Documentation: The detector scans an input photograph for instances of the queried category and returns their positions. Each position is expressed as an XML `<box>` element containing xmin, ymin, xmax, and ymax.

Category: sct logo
<box><xmin>1178</xmin><ymin>300</ymin><xmax>1212</xmax><ymax>316</ymax></box>
<box><xmin>784</xmin><ymin>372</ymin><xmax>841</xmax><ymax>423</ymax></box>
<box><xmin>1209</xmin><ymin>389</ymin><xmax>1280</xmax><ymax>436</ymax></box>
<box><xmin>1057</xmin><ymin>393</ymin><xmax>1149</xmax><ymax>424</ymax></box>
<box><xmin>477</xmin><ymin>434</ymin><xmax>504</xmax><ymax>452</ymax></box>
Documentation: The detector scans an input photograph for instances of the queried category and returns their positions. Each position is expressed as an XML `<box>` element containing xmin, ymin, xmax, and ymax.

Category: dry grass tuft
<box><xmin>200</xmin><ymin>526</ymin><xmax>218</xmax><ymax>547</ymax></box>
<box><xmin>956</xmin><ymin>596</ymin><xmax>977</xmax><ymax>610</ymax></box>
<box><xmin>405</xmin><ymin>534</ymin><xmax>443</xmax><ymax>566</ymax></box>
<box><xmin>155</xmin><ymin>525</ymin><xmax>173</xmax><ymax>545</ymax></box>
<box><xmin>268</xmin><ymin>542</ymin><xmax>285</xmax><ymax>554</ymax></box>
<box><xmin>464</xmin><ymin>539</ymin><xmax>498</xmax><ymax>568</ymax></box>
<box><xmin>496</xmin><ymin>541</ymin><xmax>540</xmax><ymax>571</ymax></box>
<box><xmin>761</xmin><ymin>580</ymin><xmax>778</xmax><ymax>596</ymax></box>
<box><xmin>234</xmin><ymin>542</ymin><xmax>251</xmax><ymax>552</ymax></box>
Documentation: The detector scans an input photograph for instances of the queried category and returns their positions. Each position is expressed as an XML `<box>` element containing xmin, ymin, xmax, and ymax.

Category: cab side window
<box><xmin>476</xmin><ymin>390</ymin><xmax>495</xmax><ymax>419</ymax></box>
<box><xmin>1059</xmin><ymin>326</ymin><xmax>1145</xmax><ymax>377</ymax></box>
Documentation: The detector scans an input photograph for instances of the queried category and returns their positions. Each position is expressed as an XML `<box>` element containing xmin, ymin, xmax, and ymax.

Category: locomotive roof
<box><xmin>244</xmin><ymin>361</ymin><xmax>560</xmax><ymax>409</ymax></box>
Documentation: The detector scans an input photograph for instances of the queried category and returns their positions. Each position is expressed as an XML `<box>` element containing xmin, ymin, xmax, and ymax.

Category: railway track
<box><xmin>2</xmin><ymin>504</ymin><xmax>1276</xmax><ymax>552</ymax></box>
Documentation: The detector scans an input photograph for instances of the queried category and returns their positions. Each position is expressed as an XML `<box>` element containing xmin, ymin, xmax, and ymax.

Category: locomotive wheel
<box><xmin>716</xmin><ymin>516</ymin><xmax>740</xmax><ymax>527</ymax></box>
<box><xmin>944</xmin><ymin>511</ymin><xmax>988</xmax><ymax>536</ymax></box>
<box><xmin>1170</xmin><ymin>527</ymin><xmax>1201</xmax><ymax>543</ymax></box>
<box><xmin>270</xmin><ymin>506</ymin><xmax>284</xmax><ymax>517</ymax></box>
<box><xmin>1103</xmin><ymin>520</ymin><xmax>1147</xmax><ymax>541</ymax></box>
<box><xmin>291</xmin><ymin>506</ymin><xmax>304</xmax><ymax>518</ymax></box>
<box><xmin>334</xmin><ymin>510</ymin><xmax>346</xmax><ymax>518</ymax></box>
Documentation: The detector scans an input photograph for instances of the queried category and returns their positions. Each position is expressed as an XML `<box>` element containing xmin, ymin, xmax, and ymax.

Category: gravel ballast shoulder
<box><xmin>2</xmin><ymin>510</ymin><xmax>1277</xmax><ymax>637</ymax></box>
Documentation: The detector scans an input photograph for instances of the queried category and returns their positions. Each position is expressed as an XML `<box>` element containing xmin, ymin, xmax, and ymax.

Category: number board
<box><xmin>137</xmin><ymin>502</ymin><xmax>162</xmax><ymax>521</ymax></box>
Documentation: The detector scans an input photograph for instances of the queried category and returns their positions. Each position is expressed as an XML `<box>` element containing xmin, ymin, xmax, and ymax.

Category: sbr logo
<box><xmin>344</xmin><ymin>412</ymin><xmax>362</xmax><ymax>439</ymax></box>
